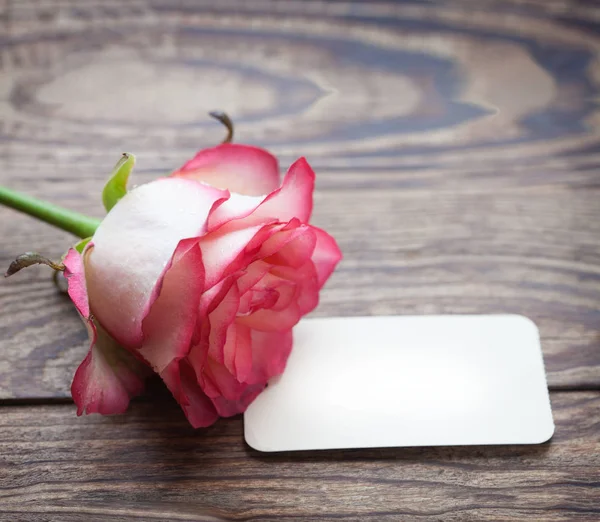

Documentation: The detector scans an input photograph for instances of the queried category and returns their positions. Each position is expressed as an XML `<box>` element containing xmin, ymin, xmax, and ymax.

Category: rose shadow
<box><xmin>246</xmin><ymin>439</ymin><xmax>553</xmax><ymax>463</ymax></box>
<box><xmin>99</xmin><ymin>382</ymin><xmax>554</xmax><ymax>521</ymax></box>
<box><xmin>117</xmin><ymin>382</ymin><xmax>553</xmax><ymax>465</ymax></box>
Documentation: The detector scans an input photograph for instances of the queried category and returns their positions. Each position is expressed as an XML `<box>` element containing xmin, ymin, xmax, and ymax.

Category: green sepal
<box><xmin>74</xmin><ymin>237</ymin><xmax>92</xmax><ymax>254</ymax></box>
<box><xmin>102</xmin><ymin>153</ymin><xmax>135</xmax><ymax>212</ymax></box>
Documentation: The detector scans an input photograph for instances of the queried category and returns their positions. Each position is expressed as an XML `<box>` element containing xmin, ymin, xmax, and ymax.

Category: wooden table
<box><xmin>1</xmin><ymin>1</ymin><xmax>599</xmax><ymax>520</ymax></box>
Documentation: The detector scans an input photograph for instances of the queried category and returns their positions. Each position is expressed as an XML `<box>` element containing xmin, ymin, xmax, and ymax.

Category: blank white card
<box><xmin>244</xmin><ymin>315</ymin><xmax>554</xmax><ymax>452</ymax></box>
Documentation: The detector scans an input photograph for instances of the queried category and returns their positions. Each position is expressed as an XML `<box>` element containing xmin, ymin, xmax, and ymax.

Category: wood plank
<box><xmin>2</xmin><ymin>186</ymin><xmax>599</xmax><ymax>397</ymax></box>
<box><xmin>1</xmin><ymin>0</ymin><xmax>599</xmax><ymax>398</ymax></box>
<box><xmin>0</xmin><ymin>391</ymin><xmax>598</xmax><ymax>521</ymax></box>
<box><xmin>1</xmin><ymin>0</ymin><xmax>600</xmax><ymax>168</ymax></box>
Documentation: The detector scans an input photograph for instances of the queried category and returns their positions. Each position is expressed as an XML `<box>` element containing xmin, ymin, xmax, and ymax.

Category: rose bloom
<box><xmin>63</xmin><ymin>144</ymin><xmax>341</xmax><ymax>427</ymax></box>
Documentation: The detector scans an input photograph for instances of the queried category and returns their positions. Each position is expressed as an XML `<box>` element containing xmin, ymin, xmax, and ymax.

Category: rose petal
<box><xmin>64</xmin><ymin>248</ymin><xmax>150</xmax><ymax>416</ymax></box>
<box><xmin>200</xmin><ymin>220</ymin><xmax>312</xmax><ymax>291</ymax></box>
<box><xmin>203</xmin><ymin>357</ymin><xmax>246</xmax><ymax>402</ymax></box>
<box><xmin>207</xmin><ymin>157</ymin><xmax>315</xmax><ymax>232</ymax></box>
<box><xmin>200</xmin><ymin>224</ymin><xmax>267</xmax><ymax>289</ymax></box>
<box><xmin>204</xmin><ymin>359</ymin><xmax>264</xmax><ymax>417</ymax></box>
<box><xmin>226</xmin><ymin>321</ymin><xmax>253</xmax><ymax>382</ymax></box>
<box><xmin>261</xmin><ymin>224</ymin><xmax>316</xmax><ymax>268</ymax></box>
<box><xmin>206</xmin><ymin>192</ymin><xmax>266</xmax><ymax>232</ymax></box>
<box><xmin>238</xmin><ymin>300</ymin><xmax>302</xmax><ymax>332</ymax></box>
<box><xmin>253</xmin><ymin>275</ymin><xmax>296</xmax><ymax>312</ymax></box>
<box><xmin>310</xmin><ymin>226</ymin><xmax>343</xmax><ymax>288</ymax></box>
<box><xmin>243</xmin><ymin>157</ymin><xmax>315</xmax><ymax>226</ymax></box>
<box><xmin>71</xmin><ymin>319</ymin><xmax>149</xmax><ymax>415</ymax></box>
<box><xmin>247</xmin><ymin>329</ymin><xmax>293</xmax><ymax>385</ymax></box>
<box><xmin>236</xmin><ymin>260</ymin><xmax>272</xmax><ymax>294</ymax></box>
<box><xmin>206</xmin><ymin>279</ymin><xmax>241</xmax><ymax>365</ymax></box>
<box><xmin>193</xmin><ymin>280</ymin><xmax>253</xmax><ymax>383</ymax></box>
<box><xmin>201</xmin><ymin>346</ymin><xmax>265</xmax><ymax>417</ymax></box>
<box><xmin>139</xmin><ymin>238</ymin><xmax>204</xmax><ymax>373</ymax></box>
<box><xmin>210</xmin><ymin>384</ymin><xmax>264</xmax><ymax>418</ymax></box>
<box><xmin>183</xmin><ymin>278</ymin><xmax>237</xmax><ymax>389</ymax></box>
<box><xmin>246</xmin><ymin>286</ymin><xmax>280</xmax><ymax>313</ymax></box>
<box><xmin>272</xmin><ymin>262</ymin><xmax>320</xmax><ymax>314</ymax></box>
<box><xmin>85</xmin><ymin>177</ymin><xmax>227</xmax><ymax>348</ymax></box>
<box><xmin>239</xmin><ymin>261</ymin><xmax>319</xmax><ymax>332</ymax></box>
<box><xmin>171</xmin><ymin>144</ymin><xmax>280</xmax><ymax>196</ymax></box>
<box><xmin>161</xmin><ymin>359</ymin><xmax>219</xmax><ymax>428</ymax></box>
<box><xmin>63</xmin><ymin>247</ymin><xmax>90</xmax><ymax>318</ymax></box>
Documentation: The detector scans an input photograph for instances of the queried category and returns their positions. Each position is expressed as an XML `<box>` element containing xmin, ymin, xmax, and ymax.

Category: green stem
<box><xmin>0</xmin><ymin>186</ymin><xmax>102</xmax><ymax>238</ymax></box>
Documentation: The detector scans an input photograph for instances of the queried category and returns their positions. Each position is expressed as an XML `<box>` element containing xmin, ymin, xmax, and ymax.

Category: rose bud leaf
<box><xmin>74</xmin><ymin>237</ymin><xmax>92</xmax><ymax>254</ymax></box>
<box><xmin>102</xmin><ymin>153</ymin><xmax>135</xmax><ymax>212</ymax></box>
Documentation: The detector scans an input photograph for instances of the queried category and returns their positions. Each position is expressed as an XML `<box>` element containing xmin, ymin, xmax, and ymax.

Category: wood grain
<box><xmin>0</xmin><ymin>391</ymin><xmax>598</xmax><ymax>521</ymax></box>
<box><xmin>2</xmin><ymin>187</ymin><xmax>600</xmax><ymax>397</ymax></box>
<box><xmin>0</xmin><ymin>1</ymin><xmax>599</xmax><ymax>520</ymax></box>
<box><xmin>1</xmin><ymin>0</ymin><xmax>599</xmax><ymax>397</ymax></box>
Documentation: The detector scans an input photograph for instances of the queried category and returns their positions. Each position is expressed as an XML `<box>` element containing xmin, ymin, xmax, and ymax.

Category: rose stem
<box><xmin>209</xmin><ymin>111</ymin><xmax>234</xmax><ymax>143</ymax></box>
<box><xmin>0</xmin><ymin>185</ymin><xmax>101</xmax><ymax>238</ymax></box>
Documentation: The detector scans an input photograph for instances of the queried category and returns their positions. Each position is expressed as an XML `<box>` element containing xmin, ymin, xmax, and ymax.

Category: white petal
<box><xmin>85</xmin><ymin>177</ymin><xmax>226</xmax><ymax>347</ymax></box>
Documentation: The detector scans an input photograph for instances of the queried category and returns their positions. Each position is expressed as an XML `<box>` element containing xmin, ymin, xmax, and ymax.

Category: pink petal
<box><xmin>241</xmin><ymin>157</ymin><xmax>315</xmax><ymax>226</ymax></box>
<box><xmin>85</xmin><ymin>177</ymin><xmax>228</xmax><ymax>348</ymax></box>
<box><xmin>257</xmin><ymin>276</ymin><xmax>296</xmax><ymax>312</ymax></box>
<box><xmin>245</xmin><ymin>219</ymin><xmax>298</xmax><ymax>255</ymax></box>
<box><xmin>227</xmin><ymin>321</ymin><xmax>253</xmax><ymax>382</ymax></box>
<box><xmin>64</xmin><ymin>247</ymin><xmax>150</xmax><ymax>416</ymax></box>
<box><xmin>310</xmin><ymin>226</ymin><xmax>343</xmax><ymax>287</ymax></box>
<box><xmin>247</xmin><ymin>329</ymin><xmax>293</xmax><ymax>385</ymax></box>
<box><xmin>194</xmin><ymin>280</ymin><xmax>253</xmax><ymax>384</ymax></box>
<box><xmin>202</xmin><ymin>355</ymin><xmax>264</xmax><ymax>417</ymax></box>
<box><xmin>206</xmin><ymin>157</ymin><xmax>315</xmax><ymax>232</ymax></box>
<box><xmin>183</xmin><ymin>277</ymin><xmax>240</xmax><ymax>407</ymax></box>
<box><xmin>63</xmin><ymin>248</ymin><xmax>90</xmax><ymax>318</ymax></box>
<box><xmin>240</xmin><ymin>261</ymin><xmax>319</xmax><ymax>332</ymax></box>
<box><xmin>236</xmin><ymin>260</ymin><xmax>272</xmax><ymax>294</ymax></box>
<box><xmin>200</xmin><ymin>220</ymin><xmax>311</xmax><ymax>291</ymax></box>
<box><xmin>161</xmin><ymin>359</ymin><xmax>219</xmax><ymax>428</ymax></box>
<box><xmin>207</xmin><ymin>192</ymin><xmax>266</xmax><ymax>232</ymax></box>
<box><xmin>261</xmin><ymin>223</ymin><xmax>316</xmax><ymax>268</ymax></box>
<box><xmin>171</xmin><ymin>144</ymin><xmax>280</xmax><ymax>196</ymax></box>
<box><xmin>139</xmin><ymin>238</ymin><xmax>204</xmax><ymax>373</ymax></box>
<box><xmin>272</xmin><ymin>262</ymin><xmax>320</xmax><ymax>314</ymax></box>
<box><xmin>206</xmin><ymin>279</ymin><xmax>241</xmax><ymax>365</ymax></box>
<box><xmin>203</xmin><ymin>357</ymin><xmax>246</xmax><ymax>402</ymax></box>
<box><xmin>71</xmin><ymin>319</ymin><xmax>149</xmax><ymax>416</ymax></box>
<box><xmin>198</xmin><ymin>278</ymin><xmax>231</xmax><ymax>317</ymax></box>
<box><xmin>238</xmin><ymin>300</ymin><xmax>302</xmax><ymax>332</ymax></box>
<box><xmin>241</xmin><ymin>271</ymin><xmax>296</xmax><ymax>314</ymax></box>
<box><xmin>246</xmin><ymin>286</ymin><xmax>280</xmax><ymax>312</ymax></box>
<box><xmin>184</xmin><ymin>278</ymin><xmax>238</xmax><ymax>388</ymax></box>
<box><xmin>209</xmin><ymin>382</ymin><xmax>264</xmax><ymax>417</ymax></box>
<box><xmin>200</xmin><ymin>224</ymin><xmax>267</xmax><ymax>289</ymax></box>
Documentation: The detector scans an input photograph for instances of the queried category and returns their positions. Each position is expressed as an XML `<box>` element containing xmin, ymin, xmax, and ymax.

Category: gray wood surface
<box><xmin>0</xmin><ymin>1</ymin><xmax>599</xmax><ymax>520</ymax></box>
<box><xmin>0</xmin><ymin>392</ymin><xmax>599</xmax><ymax>521</ymax></box>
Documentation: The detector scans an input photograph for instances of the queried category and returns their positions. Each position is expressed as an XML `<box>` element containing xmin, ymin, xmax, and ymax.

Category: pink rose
<box><xmin>63</xmin><ymin>144</ymin><xmax>341</xmax><ymax>427</ymax></box>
